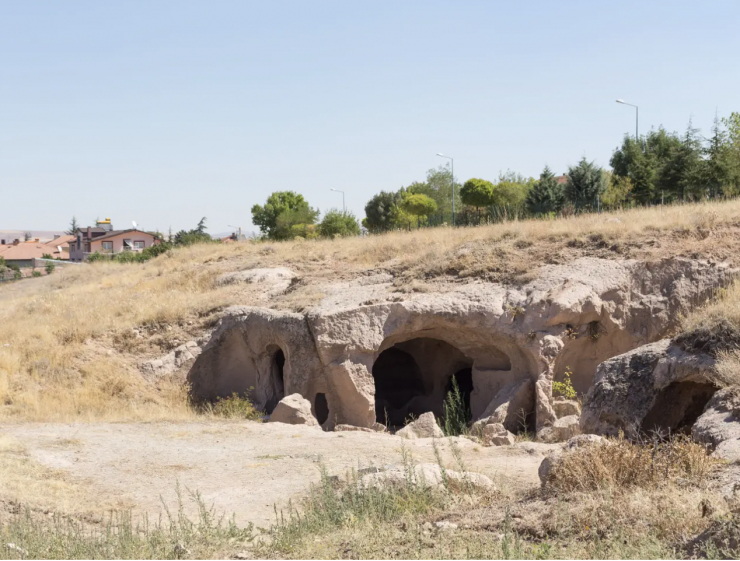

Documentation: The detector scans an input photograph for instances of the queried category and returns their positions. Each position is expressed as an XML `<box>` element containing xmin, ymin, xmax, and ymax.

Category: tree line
<box><xmin>250</xmin><ymin>111</ymin><xmax>740</xmax><ymax>239</ymax></box>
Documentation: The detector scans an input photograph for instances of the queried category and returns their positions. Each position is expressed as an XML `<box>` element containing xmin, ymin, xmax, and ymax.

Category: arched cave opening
<box><xmin>372</xmin><ymin>338</ymin><xmax>473</xmax><ymax>427</ymax></box>
<box><xmin>264</xmin><ymin>345</ymin><xmax>286</xmax><ymax>414</ymax></box>
<box><xmin>314</xmin><ymin>392</ymin><xmax>329</xmax><ymax>425</ymax></box>
<box><xmin>641</xmin><ymin>381</ymin><xmax>716</xmax><ymax>436</ymax></box>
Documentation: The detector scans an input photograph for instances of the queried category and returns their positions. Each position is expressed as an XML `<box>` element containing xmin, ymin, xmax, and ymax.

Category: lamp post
<box><xmin>436</xmin><ymin>153</ymin><xmax>455</xmax><ymax>225</ymax></box>
<box><xmin>616</xmin><ymin>99</ymin><xmax>638</xmax><ymax>140</ymax></box>
<box><xmin>330</xmin><ymin>188</ymin><xmax>345</xmax><ymax>213</ymax></box>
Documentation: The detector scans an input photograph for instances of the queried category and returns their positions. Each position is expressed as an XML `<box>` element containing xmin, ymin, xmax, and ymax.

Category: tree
<box><xmin>564</xmin><ymin>158</ymin><xmax>608</xmax><ymax>211</ymax></box>
<box><xmin>66</xmin><ymin>216</ymin><xmax>80</xmax><ymax>235</ymax></box>
<box><xmin>525</xmin><ymin>166</ymin><xmax>564</xmax><ymax>215</ymax></box>
<box><xmin>702</xmin><ymin>113</ymin><xmax>738</xmax><ymax>198</ymax></box>
<box><xmin>722</xmin><ymin>112</ymin><xmax>740</xmax><ymax>195</ymax></box>
<box><xmin>318</xmin><ymin>209</ymin><xmax>360</xmax><ymax>238</ymax></box>
<box><xmin>363</xmin><ymin>191</ymin><xmax>402</xmax><ymax>233</ymax></box>
<box><xmin>460</xmin><ymin>178</ymin><xmax>494</xmax><ymax>223</ymax></box>
<box><xmin>251</xmin><ymin>191</ymin><xmax>319</xmax><ymax>240</ymax></box>
<box><xmin>601</xmin><ymin>172</ymin><xmax>633</xmax><ymax>209</ymax></box>
<box><xmin>173</xmin><ymin>217</ymin><xmax>215</xmax><ymax>246</ymax></box>
<box><xmin>401</xmin><ymin>193</ymin><xmax>437</xmax><ymax>226</ymax></box>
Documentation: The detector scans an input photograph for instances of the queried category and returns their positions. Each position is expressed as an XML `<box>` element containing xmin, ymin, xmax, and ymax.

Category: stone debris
<box><xmin>268</xmin><ymin>394</ymin><xmax>320</xmax><ymax>427</ymax></box>
<box><xmin>396</xmin><ymin>412</ymin><xmax>444</xmax><ymax>440</ymax></box>
<box><xmin>480</xmin><ymin>422</ymin><xmax>516</xmax><ymax>446</ymax></box>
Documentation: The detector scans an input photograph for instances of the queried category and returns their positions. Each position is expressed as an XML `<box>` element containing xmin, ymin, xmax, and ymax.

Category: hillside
<box><xmin>1</xmin><ymin>199</ymin><xmax>740</xmax><ymax>422</ymax></box>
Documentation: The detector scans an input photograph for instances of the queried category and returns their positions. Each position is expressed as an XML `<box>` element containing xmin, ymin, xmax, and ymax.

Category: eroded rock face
<box><xmin>580</xmin><ymin>339</ymin><xmax>720</xmax><ymax>438</ymax></box>
<box><xmin>480</xmin><ymin>379</ymin><xmax>534</xmax><ymax>433</ymax></box>
<box><xmin>692</xmin><ymin>386</ymin><xmax>740</xmax><ymax>463</ymax></box>
<box><xmin>188</xmin><ymin>257</ymin><xmax>735</xmax><ymax>433</ymax></box>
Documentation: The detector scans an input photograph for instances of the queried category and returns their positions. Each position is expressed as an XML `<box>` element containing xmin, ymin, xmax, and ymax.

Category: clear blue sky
<box><xmin>1</xmin><ymin>0</ymin><xmax>738</xmax><ymax>235</ymax></box>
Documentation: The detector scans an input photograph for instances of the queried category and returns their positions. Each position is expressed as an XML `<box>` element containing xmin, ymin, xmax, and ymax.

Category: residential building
<box><xmin>0</xmin><ymin>235</ymin><xmax>75</xmax><ymax>268</ymax></box>
<box><xmin>68</xmin><ymin>219</ymin><xmax>158</xmax><ymax>261</ymax></box>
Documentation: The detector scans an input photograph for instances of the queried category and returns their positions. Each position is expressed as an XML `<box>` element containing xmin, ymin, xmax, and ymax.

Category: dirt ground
<box><xmin>0</xmin><ymin>421</ymin><xmax>556</xmax><ymax>529</ymax></box>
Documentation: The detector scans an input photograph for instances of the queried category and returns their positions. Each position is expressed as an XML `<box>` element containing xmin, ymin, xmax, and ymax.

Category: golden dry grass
<box><xmin>2</xmin><ymin>199</ymin><xmax>740</xmax><ymax>422</ymax></box>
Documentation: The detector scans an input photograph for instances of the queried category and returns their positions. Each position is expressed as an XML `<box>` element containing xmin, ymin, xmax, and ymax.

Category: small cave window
<box><xmin>314</xmin><ymin>393</ymin><xmax>329</xmax><ymax>425</ymax></box>
<box><xmin>264</xmin><ymin>345</ymin><xmax>286</xmax><ymax>414</ymax></box>
<box><xmin>641</xmin><ymin>381</ymin><xmax>716</xmax><ymax>436</ymax></box>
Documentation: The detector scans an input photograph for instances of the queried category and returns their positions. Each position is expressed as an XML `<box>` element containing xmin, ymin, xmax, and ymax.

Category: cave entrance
<box><xmin>314</xmin><ymin>393</ymin><xmax>329</xmax><ymax>425</ymax></box>
<box><xmin>264</xmin><ymin>345</ymin><xmax>286</xmax><ymax>414</ymax></box>
<box><xmin>372</xmin><ymin>338</ymin><xmax>473</xmax><ymax>427</ymax></box>
<box><xmin>641</xmin><ymin>381</ymin><xmax>716</xmax><ymax>436</ymax></box>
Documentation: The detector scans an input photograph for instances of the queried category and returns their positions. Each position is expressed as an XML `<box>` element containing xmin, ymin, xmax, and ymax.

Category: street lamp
<box><xmin>436</xmin><ymin>153</ymin><xmax>455</xmax><ymax>225</ymax></box>
<box><xmin>616</xmin><ymin>99</ymin><xmax>639</xmax><ymax>140</ymax></box>
<box><xmin>330</xmin><ymin>188</ymin><xmax>345</xmax><ymax>213</ymax></box>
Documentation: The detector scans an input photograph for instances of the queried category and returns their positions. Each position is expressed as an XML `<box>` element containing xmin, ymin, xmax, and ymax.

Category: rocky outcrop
<box><xmin>552</xmin><ymin>398</ymin><xmax>580</xmax><ymax>418</ymax></box>
<box><xmin>268</xmin><ymin>394</ymin><xmax>320</xmax><ymax>427</ymax></box>
<box><xmin>481</xmin><ymin>422</ymin><xmax>516</xmax><ymax>446</ymax></box>
<box><xmin>580</xmin><ymin>339</ymin><xmax>720</xmax><ymax>438</ymax></box>
<box><xmin>692</xmin><ymin>386</ymin><xmax>740</xmax><ymax>462</ymax></box>
<box><xmin>141</xmin><ymin>341</ymin><xmax>203</xmax><ymax>380</ymax></box>
<box><xmin>396</xmin><ymin>412</ymin><xmax>444</xmax><ymax>439</ymax></box>
<box><xmin>216</xmin><ymin>267</ymin><xmax>296</xmax><ymax>297</ymax></box>
<box><xmin>480</xmin><ymin>379</ymin><xmax>534</xmax><ymax>432</ymax></box>
<box><xmin>188</xmin><ymin>257</ymin><xmax>735</xmax><ymax>434</ymax></box>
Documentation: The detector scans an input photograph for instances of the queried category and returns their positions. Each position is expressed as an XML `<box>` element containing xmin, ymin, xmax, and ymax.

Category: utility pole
<box><xmin>616</xmin><ymin>99</ymin><xmax>639</xmax><ymax>140</ymax></box>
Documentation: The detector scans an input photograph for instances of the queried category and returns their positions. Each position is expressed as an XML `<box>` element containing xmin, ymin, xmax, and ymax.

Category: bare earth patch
<box><xmin>0</xmin><ymin>421</ymin><xmax>555</xmax><ymax>529</ymax></box>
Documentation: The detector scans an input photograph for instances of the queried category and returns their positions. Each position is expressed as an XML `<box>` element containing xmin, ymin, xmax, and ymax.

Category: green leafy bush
<box><xmin>211</xmin><ymin>393</ymin><xmax>262</xmax><ymax>420</ymax></box>
<box><xmin>442</xmin><ymin>377</ymin><xmax>470</xmax><ymax>436</ymax></box>
<box><xmin>552</xmin><ymin>367</ymin><xmax>577</xmax><ymax>399</ymax></box>
<box><xmin>45</xmin><ymin>262</ymin><xmax>55</xmax><ymax>275</ymax></box>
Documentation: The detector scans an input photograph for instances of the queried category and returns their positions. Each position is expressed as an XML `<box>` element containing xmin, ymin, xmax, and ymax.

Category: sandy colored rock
<box><xmin>216</xmin><ymin>267</ymin><xmax>296</xmax><ymax>296</ymax></box>
<box><xmin>550</xmin><ymin>415</ymin><xmax>581</xmax><ymax>441</ymax></box>
<box><xmin>481</xmin><ymin>422</ymin><xmax>515</xmax><ymax>446</ymax></box>
<box><xmin>268</xmin><ymin>394</ymin><xmax>319</xmax><ymax>427</ymax></box>
<box><xmin>334</xmin><ymin>424</ymin><xmax>376</xmax><ymax>433</ymax></box>
<box><xmin>480</xmin><ymin>379</ymin><xmax>534</xmax><ymax>433</ymax></box>
<box><xmin>396</xmin><ymin>412</ymin><xmax>444</xmax><ymax>440</ymax></box>
<box><xmin>552</xmin><ymin>398</ymin><xmax>580</xmax><ymax>418</ymax></box>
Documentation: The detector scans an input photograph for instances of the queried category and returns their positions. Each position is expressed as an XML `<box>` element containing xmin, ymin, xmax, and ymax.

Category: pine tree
<box><xmin>564</xmin><ymin>158</ymin><xmax>608</xmax><ymax>211</ymax></box>
<box><xmin>65</xmin><ymin>216</ymin><xmax>79</xmax><ymax>235</ymax></box>
<box><xmin>525</xmin><ymin>166</ymin><xmax>564</xmax><ymax>215</ymax></box>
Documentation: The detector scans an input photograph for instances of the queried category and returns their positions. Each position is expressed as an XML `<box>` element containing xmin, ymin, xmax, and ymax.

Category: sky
<box><xmin>1</xmin><ymin>0</ymin><xmax>739</xmax><ymax>235</ymax></box>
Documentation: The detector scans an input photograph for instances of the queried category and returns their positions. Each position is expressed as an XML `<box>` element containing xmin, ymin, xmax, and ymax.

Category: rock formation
<box><xmin>187</xmin><ymin>257</ymin><xmax>735</xmax><ymax>434</ymax></box>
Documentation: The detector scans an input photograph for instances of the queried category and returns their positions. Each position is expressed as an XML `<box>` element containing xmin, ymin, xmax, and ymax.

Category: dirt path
<box><xmin>0</xmin><ymin>421</ymin><xmax>556</xmax><ymax>529</ymax></box>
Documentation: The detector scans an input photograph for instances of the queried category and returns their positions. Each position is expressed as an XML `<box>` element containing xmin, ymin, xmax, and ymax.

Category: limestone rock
<box><xmin>396</xmin><ymin>412</ymin><xmax>444</xmax><ymax>439</ymax></box>
<box><xmin>692</xmin><ymin>386</ymin><xmax>740</xmax><ymax>463</ymax></box>
<box><xmin>535</xmin><ymin>379</ymin><xmax>557</xmax><ymax>431</ymax></box>
<box><xmin>216</xmin><ymin>267</ymin><xmax>295</xmax><ymax>296</ymax></box>
<box><xmin>268</xmin><ymin>394</ymin><xmax>320</xmax><ymax>427</ymax></box>
<box><xmin>141</xmin><ymin>341</ymin><xmax>202</xmax><ymax>380</ymax></box>
<box><xmin>360</xmin><ymin>463</ymin><xmax>495</xmax><ymax>491</ymax></box>
<box><xmin>565</xmin><ymin>434</ymin><xmax>606</xmax><ymax>450</ymax></box>
<box><xmin>552</xmin><ymin>397</ymin><xmax>580</xmax><ymax>418</ymax></box>
<box><xmin>481</xmin><ymin>422</ymin><xmax>515</xmax><ymax>446</ymax></box>
<box><xmin>551</xmin><ymin>415</ymin><xmax>581</xmax><ymax>441</ymax></box>
<box><xmin>538</xmin><ymin>434</ymin><xmax>607</xmax><ymax>485</ymax></box>
<box><xmin>480</xmin><ymin>379</ymin><xmax>534</xmax><ymax>433</ymax></box>
<box><xmin>538</xmin><ymin>452</ymin><xmax>561</xmax><ymax>486</ymax></box>
<box><xmin>580</xmin><ymin>340</ymin><xmax>719</xmax><ymax>438</ymax></box>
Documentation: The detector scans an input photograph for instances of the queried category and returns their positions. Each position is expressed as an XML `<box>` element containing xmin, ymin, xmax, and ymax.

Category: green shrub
<box><xmin>441</xmin><ymin>377</ymin><xmax>470</xmax><ymax>436</ymax></box>
<box><xmin>211</xmin><ymin>393</ymin><xmax>262</xmax><ymax>420</ymax></box>
<box><xmin>553</xmin><ymin>367</ymin><xmax>577</xmax><ymax>399</ymax></box>
<box><xmin>32</xmin><ymin>270</ymin><xmax>42</xmax><ymax>278</ymax></box>
<box><xmin>45</xmin><ymin>262</ymin><xmax>55</xmax><ymax>275</ymax></box>
<box><xmin>13</xmin><ymin>271</ymin><xmax>21</xmax><ymax>280</ymax></box>
<box><xmin>318</xmin><ymin>209</ymin><xmax>360</xmax><ymax>238</ymax></box>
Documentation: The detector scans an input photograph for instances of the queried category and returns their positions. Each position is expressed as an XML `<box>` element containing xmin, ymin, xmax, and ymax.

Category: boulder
<box><xmin>535</xmin><ymin>379</ymin><xmax>557</xmax><ymax>431</ymax></box>
<box><xmin>692</xmin><ymin>386</ymin><xmax>740</xmax><ymax>463</ymax></box>
<box><xmin>268</xmin><ymin>394</ymin><xmax>320</xmax><ymax>427</ymax></box>
<box><xmin>565</xmin><ymin>434</ymin><xmax>606</xmax><ymax>450</ymax></box>
<box><xmin>551</xmin><ymin>415</ymin><xmax>581</xmax><ymax>441</ymax></box>
<box><xmin>480</xmin><ymin>379</ymin><xmax>534</xmax><ymax>433</ymax></box>
<box><xmin>481</xmin><ymin>422</ymin><xmax>515</xmax><ymax>446</ymax></box>
<box><xmin>360</xmin><ymin>463</ymin><xmax>495</xmax><ymax>491</ymax></box>
<box><xmin>538</xmin><ymin>434</ymin><xmax>608</xmax><ymax>485</ymax></box>
<box><xmin>396</xmin><ymin>412</ymin><xmax>444</xmax><ymax>439</ymax></box>
<box><xmin>552</xmin><ymin>397</ymin><xmax>580</xmax><ymax>418</ymax></box>
<box><xmin>580</xmin><ymin>339</ymin><xmax>719</xmax><ymax>438</ymax></box>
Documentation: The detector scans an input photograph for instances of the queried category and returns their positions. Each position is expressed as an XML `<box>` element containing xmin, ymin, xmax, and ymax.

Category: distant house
<box><xmin>0</xmin><ymin>235</ymin><xmax>74</xmax><ymax>268</ymax></box>
<box><xmin>68</xmin><ymin>219</ymin><xmax>158</xmax><ymax>262</ymax></box>
<box><xmin>555</xmin><ymin>175</ymin><xmax>568</xmax><ymax>185</ymax></box>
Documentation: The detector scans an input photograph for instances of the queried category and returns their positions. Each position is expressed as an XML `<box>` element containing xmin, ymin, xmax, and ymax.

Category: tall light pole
<box><xmin>330</xmin><ymin>188</ymin><xmax>345</xmax><ymax>213</ymax></box>
<box><xmin>616</xmin><ymin>99</ymin><xmax>638</xmax><ymax>140</ymax></box>
<box><xmin>436</xmin><ymin>153</ymin><xmax>455</xmax><ymax>225</ymax></box>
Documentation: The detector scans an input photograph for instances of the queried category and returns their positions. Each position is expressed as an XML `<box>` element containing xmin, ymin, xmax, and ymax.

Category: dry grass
<box><xmin>2</xmin><ymin>199</ymin><xmax>740</xmax><ymax>422</ymax></box>
<box><xmin>542</xmin><ymin>436</ymin><xmax>717</xmax><ymax>494</ymax></box>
